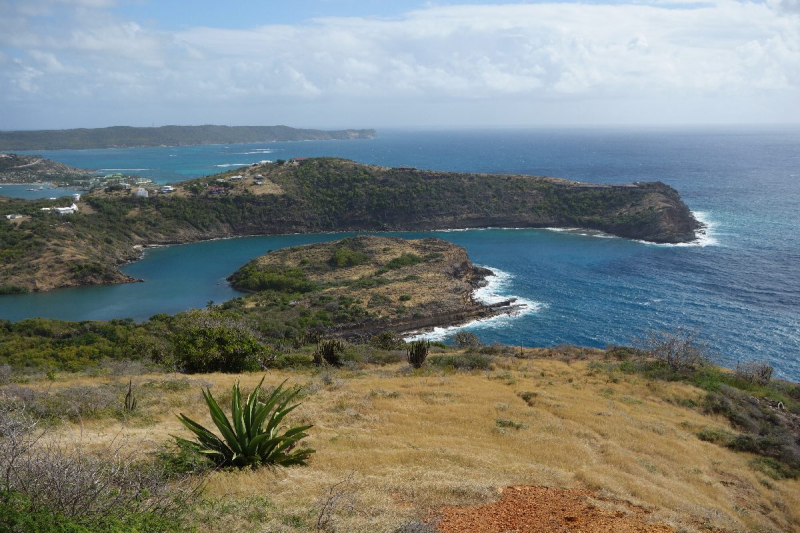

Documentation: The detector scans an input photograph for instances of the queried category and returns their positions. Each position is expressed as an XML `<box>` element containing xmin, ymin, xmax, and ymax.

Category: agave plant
<box><xmin>175</xmin><ymin>377</ymin><xmax>314</xmax><ymax>469</ymax></box>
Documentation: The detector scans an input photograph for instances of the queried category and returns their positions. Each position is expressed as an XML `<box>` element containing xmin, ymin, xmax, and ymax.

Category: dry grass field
<box><xmin>25</xmin><ymin>351</ymin><xmax>800</xmax><ymax>533</ymax></box>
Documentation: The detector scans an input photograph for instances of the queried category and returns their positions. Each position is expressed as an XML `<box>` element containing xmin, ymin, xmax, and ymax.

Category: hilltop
<box><xmin>0</xmin><ymin>125</ymin><xmax>376</xmax><ymax>150</ymax></box>
<box><xmin>0</xmin><ymin>153</ymin><xmax>93</xmax><ymax>184</ymax></box>
<box><xmin>0</xmin><ymin>157</ymin><xmax>700</xmax><ymax>293</ymax></box>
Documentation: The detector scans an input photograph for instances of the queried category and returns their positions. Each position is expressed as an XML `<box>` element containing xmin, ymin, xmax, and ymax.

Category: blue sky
<box><xmin>1</xmin><ymin>0</ymin><xmax>799</xmax><ymax>130</ymax></box>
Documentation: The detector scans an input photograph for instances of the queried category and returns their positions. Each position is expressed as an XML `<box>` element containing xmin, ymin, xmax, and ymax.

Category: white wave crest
<box><xmin>637</xmin><ymin>211</ymin><xmax>719</xmax><ymax>247</ymax></box>
<box><xmin>213</xmin><ymin>163</ymin><xmax>249</xmax><ymax>168</ymax></box>
<box><xmin>404</xmin><ymin>266</ymin><xmax>544</xmax><ymax>342</ymax></box>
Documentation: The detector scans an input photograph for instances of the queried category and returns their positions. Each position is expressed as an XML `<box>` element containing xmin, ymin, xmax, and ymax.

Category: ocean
<box><xmin>2</xmin><ymin>127</ymin><xmax>799</xmax><ymax>379</ymax></box>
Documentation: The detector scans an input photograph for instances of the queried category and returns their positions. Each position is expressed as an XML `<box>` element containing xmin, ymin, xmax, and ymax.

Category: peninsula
<box><xmin>228</xmin><ymin>235</ymin><xmax>519</xmax><ymax>338</ymax></box>
<box><xmin>0</xmin><ymin>125</ymin><xmax>376</xmax><ymax>150</ymax></box>
<box><xmin>0</xmin><ymin>157</ymin><xmax>700</xmax><ymax>293</ymax></box>
<box><xmin>0</xmin><ymin>153</ymin><xmax>93</xmax><ymax>184</ymax></box>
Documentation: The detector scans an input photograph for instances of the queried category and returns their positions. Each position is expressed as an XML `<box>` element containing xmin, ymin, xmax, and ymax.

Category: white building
<box><xmin>72</xmin><ymin>193</ymin><xmax>81</xmax><ymax>202</ymax></box>
<box><xmin>54</xmin><ymin>203</ymin><xmax>79</xmax><ymax>216</ymax></box>
<box><xmin>160</xmin><ymin>185</ymin><xmax>175</xmax><ymax>193</ymax></box>
<box><xmin>134</xmin><ymin>188</ymin><xmax>149</xmax><ymax>198</ymax></box>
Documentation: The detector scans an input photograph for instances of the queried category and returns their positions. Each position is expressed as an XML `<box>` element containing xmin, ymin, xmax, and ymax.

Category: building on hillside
<box><xmin>5</xmin><ymin>214</ymin><xmax>23</xmax><ymax>219</ymax></box>
<box><xmin>290</xmin><ymin>157</ymin><xmax>308</xmax><ymax>166</ymax></box>
<box><xmin>72</xmin><ymin>193</ymin><xmax>81</xmax><ymax>202</ymax></box>
<box><xmin>160</xmin><ymin>185</ymin><xmax>175</xmax><ymax>193</ymax></box>
<box><xmin>229</xmin><ymin>175</ymin><xmax>243</xmax><ymax>181</ymax></box>
<box><xmin>134</xmin><ymin>188</ymin><xmax>149</xmax><ymax>198</ymax></box>
<box><xmin>53</xmin><ymin>203</ymin><xmax>79</xmax><ymax>215</ymax></box>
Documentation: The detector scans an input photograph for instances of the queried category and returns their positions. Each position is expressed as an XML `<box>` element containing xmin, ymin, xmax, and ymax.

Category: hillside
<box><xmin>0</xmin><ymin>343</ymin><xmax>797</xmax><ymax>532</ymax></box>
<box><xmin>0</xmin><ymin>157</ymin><xmax>700</xmax><ymax>293</ymax></box>
<box><xmin>0</xmin><ymin>125</ymin><xmax>376</xmax><ymax>150</ymax></box>
<box><xmin>0</xmin><ymin>153</ymin><xmax>93</xmax><ymax>184</ymax></box>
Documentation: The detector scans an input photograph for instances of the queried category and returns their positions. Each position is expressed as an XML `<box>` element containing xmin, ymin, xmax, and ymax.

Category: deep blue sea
<box><xmin>2</xmin><ymin>127</ymin><xmax>799</xmax><ymax>379</ymax></box>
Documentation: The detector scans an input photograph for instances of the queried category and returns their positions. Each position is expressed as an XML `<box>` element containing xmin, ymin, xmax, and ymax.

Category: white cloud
<box><xmin>1</xmin><ymin>1</ymin><xmax>799</xmax><ymax>128</ymax></box>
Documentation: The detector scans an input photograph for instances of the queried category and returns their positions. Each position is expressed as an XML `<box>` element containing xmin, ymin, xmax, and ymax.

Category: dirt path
<box><xmin>11</xmin><ymin>158</ymin><xmax>42</xmax><ymax>169</ymax></box>
<box><xmin>436</xmin><ymin>486</ymin><xmax>674</xmax><ymax>533</ymax></box>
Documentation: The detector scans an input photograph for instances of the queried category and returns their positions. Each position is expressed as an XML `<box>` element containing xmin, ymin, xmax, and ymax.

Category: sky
<box><xmin>1</xmin><ymin>0</ymin><xmax>799</xmax><ymax>130</ymax></box>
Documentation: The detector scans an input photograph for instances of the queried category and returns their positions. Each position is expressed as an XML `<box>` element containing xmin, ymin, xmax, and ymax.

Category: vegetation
<box><xmin>314</xmin><ymin>339</ymin><xmax>345</xmax><ymax>367</ymax></box>
<box><xmin>176</xmin><ymin>377</ymin><xmax>314</xmax><ymax>469</ymax></box>
<box><xmin>595</xmin><ymin>334</ymin><xmax>800</xmax><ymax>481</ymax></box>
<box><xmin>406</xmin><ymin>340</ymin><xmax>430</xmax><ymax>369</ymax></box>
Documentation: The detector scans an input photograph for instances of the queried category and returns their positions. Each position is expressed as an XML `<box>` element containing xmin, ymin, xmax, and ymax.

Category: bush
<box><xmin>429</xmin><ymin>353</ymin><xmax>494</xmax><ymax>371</ymax></box>
<box><xmin>452</xmin><ymin>331</ymin><xmax>482</xmax><ymax>349</ymax></box>
<box><xmin>175</xmin><ymin>377</ymin><xmax>314</xmax><ymax>469</ymax></box>
<box><xmin>735</xmin><ymin>360</ymin><xmax>774</xmax><ymax>386</ymax></box>
<box><xmin>169</xmin><ymin>311</ymin><xmax>270</xmax><ymax>373</ymax></box>
<box><xmin>644</xmin><ymin>329</ymin><xmax>707</xmax><ymax>372</ymax></box>
<box><xmin>370</xmin><ymin>331</ymin><xmax>406</xmax><ymax>350</ymax></box>
<box><xmin>0</xmin><ymin>406</ymin><xmax>193</xmax><ymax>531</ymax></box>
<box><xmin>406</xmin><ymin>340</ymin><xmax>430</xmax><ymax>369</ymax></box>
<box><xmin>329</xmin><ymin>246</ymin><xmax>369</xmax><ymax>268</ymax></box>
<box><xmin>385</xmin><ymin>254</ymin><xmax>422</xmax><ymax>270</ymax></box>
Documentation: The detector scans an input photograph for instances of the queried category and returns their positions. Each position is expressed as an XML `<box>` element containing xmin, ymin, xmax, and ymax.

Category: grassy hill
<box><xmin>0</xmin><ymin>344</ymin><xmax>797</xmax><ymax>532</ymax></box>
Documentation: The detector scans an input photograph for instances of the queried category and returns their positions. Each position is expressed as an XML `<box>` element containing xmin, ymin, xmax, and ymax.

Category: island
<box><xmin>0</xmin><ymin>157</ymin><xmax>701</xmax><ymax>293</ymax></box>
<box><xmin>0</xmin><ymin>125</ymin><xmax>376</xmax><ymax>150</ymax></box>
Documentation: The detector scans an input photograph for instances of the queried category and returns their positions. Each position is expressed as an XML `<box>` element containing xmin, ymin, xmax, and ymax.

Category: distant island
<box><xmin>0</xmin><ymin>125</ymin><xmax>377</xmax><ymax>150</ymax></box>
<box><xmin>0</xmin><ymin>156</ymin><xmax>700</xmax><ymax>293</ymax></box>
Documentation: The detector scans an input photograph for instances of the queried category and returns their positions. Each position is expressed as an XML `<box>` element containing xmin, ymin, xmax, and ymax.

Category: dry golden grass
<box><xmin>40</xmin><ymin>357</ymin><xmax>800</xmax><ymax>532</ymax></box>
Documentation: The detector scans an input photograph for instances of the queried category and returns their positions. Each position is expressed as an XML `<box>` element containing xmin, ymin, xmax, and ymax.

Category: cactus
<box><xmin>124</xmin><ymin>379</ymin><xmax>137</xmax><ymax>412</ymax></box>
<box><xmin>406</xmin><ymin>340</ymin><xmax>430</xmax><ymax>369</ymax></box>
<box><xmin>314</xmin><ymin>339</ymin><xmax>345</xmax><ymax>367</ymax></box>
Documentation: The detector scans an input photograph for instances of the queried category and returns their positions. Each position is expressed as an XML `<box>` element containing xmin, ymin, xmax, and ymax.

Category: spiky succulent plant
<box><xmin>175</xmin><ymin>377</ymin><xmax>314</xmax><ymax>469</ymax></box>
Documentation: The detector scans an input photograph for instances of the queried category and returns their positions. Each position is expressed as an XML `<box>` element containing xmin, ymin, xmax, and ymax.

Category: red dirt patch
<box><xmin>436</xmin><ymin>485</ymin><xmax>674</xmax><ymax>533</ymax></box>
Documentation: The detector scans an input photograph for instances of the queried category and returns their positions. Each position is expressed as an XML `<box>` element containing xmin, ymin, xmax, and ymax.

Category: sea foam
<box><xmin>404</xmin><ymin>266</ymin><xmax>544</xmax><ymax>342</ymax></box>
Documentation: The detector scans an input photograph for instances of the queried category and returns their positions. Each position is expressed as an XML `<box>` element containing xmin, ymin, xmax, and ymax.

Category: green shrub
<box><xmin>0</xmin><ymin>285</ymin><xmax>28</xmax><ymax>295</ymax></box>
<box><xmin>453</xmin><ymin>331</ymin><xmax>482</xmax><ymax>349</ymax></box>
<box><xmin>329</xmin><ymin>246</ymin><xmax>370</xmax><ymax>268</ymax></box>
<box><xmin>175</xmin><ymin>377</ymin><xmax>314</xmax><ymax>469</ymax></box>
<box><xmin>429</xmin><ymin>353</ymin><xmax>493</xmax><ymax>371</ymax></box>
<box><xmin>370</xmin><ymin>331</ymin><xmax>406</xmax><ymax>350</ymax></box>
<box><xmin>385</xmin><ymin>254</ymin><xmax>422</xmax><ymax>270</ymax></box>
<box><xmin>228</xmin><ymin>264</ymin><xmax>318</xmax><ymax>293</ymax></box>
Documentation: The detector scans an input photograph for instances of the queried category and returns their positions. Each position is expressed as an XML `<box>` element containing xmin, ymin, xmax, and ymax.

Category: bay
<box><xmin>2</xmin><ymin>127</ymin><xmax>799</xmax><ymax>380</ymax></box>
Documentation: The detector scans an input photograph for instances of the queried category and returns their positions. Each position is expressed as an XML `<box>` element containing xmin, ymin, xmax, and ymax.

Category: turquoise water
<box><xmin>2</xmin><ymin>128</ymin><xmax>799</xmax><ymax>379</ymax></box>
<box><xmin>0</xmin><ymin>184</ymin><xmax>84</xmax><ymax>200</ymax></box>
